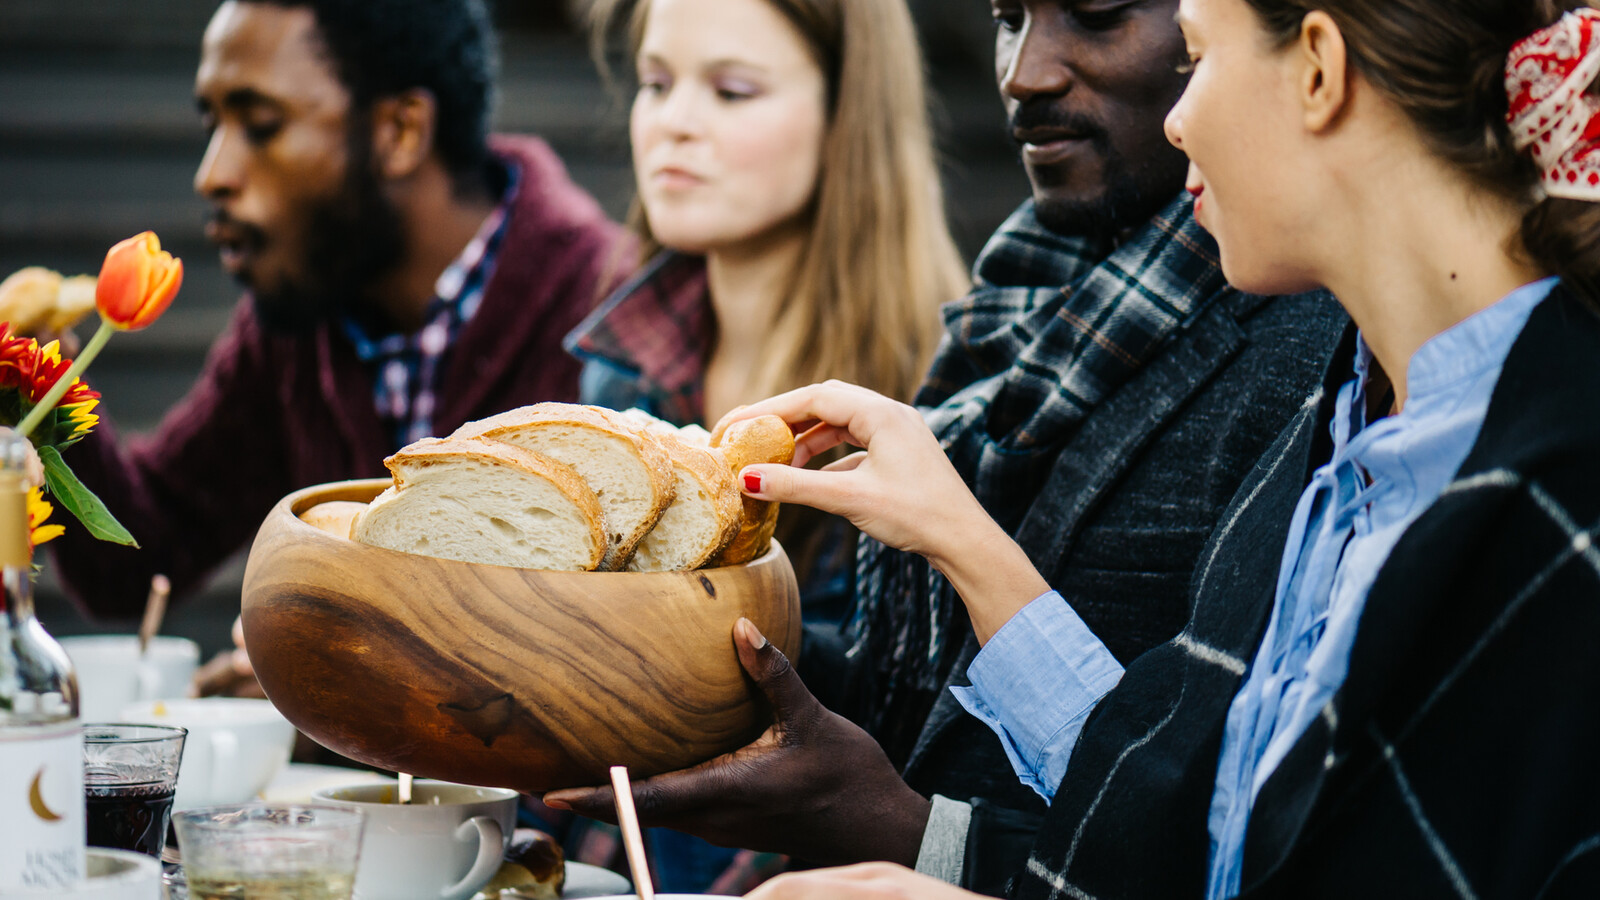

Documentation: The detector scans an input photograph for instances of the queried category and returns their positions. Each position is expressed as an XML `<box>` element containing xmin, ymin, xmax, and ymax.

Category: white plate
<box><xmin>560</xmin><ymin>862</ymin><xmax>634</xmax><ymax>898</ymax></box>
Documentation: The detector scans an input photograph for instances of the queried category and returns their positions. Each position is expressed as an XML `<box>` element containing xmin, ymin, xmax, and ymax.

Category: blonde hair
<box><xmin>590</xmin><ymin>0</ymin><xmax>968</xmax><ymax>405</ymax></box>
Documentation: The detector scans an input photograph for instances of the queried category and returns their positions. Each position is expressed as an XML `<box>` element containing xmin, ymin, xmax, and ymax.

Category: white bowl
<box><xmin>60</xmin><ymin>635</ymin><xmax>200</xmax><ymax>722</ymax></box>
<box><xmin>118</xmin><ymin>697</ymin><xmax>296</xmax><ymax>809</ymax></box>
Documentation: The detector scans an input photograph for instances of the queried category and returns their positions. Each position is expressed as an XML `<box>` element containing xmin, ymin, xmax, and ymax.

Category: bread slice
<box><xmin>0</xmin><ymin>267</ymin><xmax>98</xmax><ymax>334</ymax></box>
<box><xmin>49</xmin><ymin>275</ymin><xmax>98</xmax><ymax>332</ymax></box>
<box><xmin>298</xmin><ymin>500</ymin><xmax>367</xmax><ymax>539</ymax></box>
<box><xmin>352</xmin><ymin>437</ymin><xmax>605</xmax><ymax>571</ymax></box>
<box><xmin>708</xmin><ymin>415</ymin><xmax>796</xmax><ymax>566</ymax></box>
<box><xmin>0</xmin><ymin>266</ymin><xmax>62</xmax><ymax>333</ymax></box>
<box><xmin>452</xmin><ymin>404</ymin><xmax>676</xmax><ymax>571</ymax></box>
<box><xmin>625</xmin><ymin>425</ymin><xmax>741</xmax><ymax>572</ymax></box>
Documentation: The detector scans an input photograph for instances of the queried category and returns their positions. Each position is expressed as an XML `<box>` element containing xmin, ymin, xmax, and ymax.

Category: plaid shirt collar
<box><xmin>343</xmin><ymin>162</ymin><xmax>520</xmax><ymax>450</ymax></box>
<box><xmin>563</xmin><ymin>251</ymin><xmax>712</xmax><ymax>425</ymax></box>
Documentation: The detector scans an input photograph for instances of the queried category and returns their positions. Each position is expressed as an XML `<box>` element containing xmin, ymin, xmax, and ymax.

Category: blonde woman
<box><xmin>566</xmin><ymin>0</ymin><xmax>968</xmax><ymax>626</ymax></box>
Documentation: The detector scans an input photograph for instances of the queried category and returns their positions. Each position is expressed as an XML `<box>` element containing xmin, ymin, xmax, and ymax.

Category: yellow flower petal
<box><xmin>30</xmin><ymin>523</ymin><xmax>64</xmax><ymax>547</ymax></box>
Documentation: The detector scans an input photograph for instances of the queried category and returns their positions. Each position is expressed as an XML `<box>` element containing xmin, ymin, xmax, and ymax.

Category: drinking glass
<box><xmin>173</xmin><ymin>805</ymin><xmax>366</xmax><ymax>900</ymax></box>
<box><xmin>82</xmin><ymin>723</ymin><xmax>187</xmax><ymax>859</ymax></box>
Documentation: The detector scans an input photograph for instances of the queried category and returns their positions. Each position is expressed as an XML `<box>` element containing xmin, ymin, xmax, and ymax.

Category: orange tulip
<box><xmin>95</xmin><ymin>231</ymin><xmax>182</xmax><ymax>331</ymax></box>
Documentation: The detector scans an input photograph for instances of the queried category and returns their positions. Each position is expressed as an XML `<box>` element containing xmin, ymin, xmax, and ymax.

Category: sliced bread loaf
<box><xmin>452</xmin><ymin>404</ymin><xmax>676</xmax><ymax>571</ymax></box>
<box><xmin>352</xmin><ymin>437</ymin><xmax>605</xmax><ymax>571</ymax></box>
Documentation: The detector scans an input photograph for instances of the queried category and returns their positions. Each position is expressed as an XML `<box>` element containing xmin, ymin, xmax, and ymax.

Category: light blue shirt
<box><xmin>952</xmin><ymin>278</ymin><xmax>1553</xmax><ymax>896</ymax></box>
<box><xmin>1204</xmin><ymin>276</ymin><xmax>1553</xmax><ymax>897</ymax></box>
<box><xmin>951</xmin><ymin>592</ymin><xmax>1125</xmax><ymax>800</ymax></box>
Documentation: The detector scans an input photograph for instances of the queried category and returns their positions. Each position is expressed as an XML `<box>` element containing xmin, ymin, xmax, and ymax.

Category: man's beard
<box><xmin>1011</xmin><ymin>103</ymin><xmax>1180</xmax><ymax>245</ymax></box>
<box><xmin>244</xmin><ymin>132</ymin><xmax>407</xmax><ymax>334</ymax></box>
<box><xmin>1032</xmin><ymin>159</ymin><xmax>1157</xmax><ymax>246</ymax></box>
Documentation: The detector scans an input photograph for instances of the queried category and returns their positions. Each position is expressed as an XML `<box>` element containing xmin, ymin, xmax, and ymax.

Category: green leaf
<box><xmin>38</xmin><ymin>445</ymin><xmax>138</xmax><ymax>547</ymax></box>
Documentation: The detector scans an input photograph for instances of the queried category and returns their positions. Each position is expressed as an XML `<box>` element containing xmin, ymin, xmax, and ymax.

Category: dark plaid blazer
<box><xmin>1013</xmin><ymin>283</ymin><xmax>1600</xmax><ymax>899</ymax></box>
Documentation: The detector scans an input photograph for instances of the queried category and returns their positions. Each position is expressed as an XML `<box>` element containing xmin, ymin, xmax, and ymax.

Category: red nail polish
<box><xmin>743</xmin><ymin>472</ymin><xmax>763</xmax><ymax>493</ymax></box>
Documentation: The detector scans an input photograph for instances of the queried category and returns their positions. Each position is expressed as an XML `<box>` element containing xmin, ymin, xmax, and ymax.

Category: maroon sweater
<box><xmin>50</xmin><ymin>135</ymin><xmax>627</xmax><ymax>617</ymax></box>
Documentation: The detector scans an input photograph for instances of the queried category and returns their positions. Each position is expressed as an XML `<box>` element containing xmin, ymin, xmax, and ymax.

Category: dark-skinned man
<box><xmin>47</xmin><ymin>0</ymin><xmax>624</xmax><ymax>629</ymax></box>
<box><xmin>543</xmin><ymin>0</ymin><xmax>1346</xmax><ymax>893</ymax></box>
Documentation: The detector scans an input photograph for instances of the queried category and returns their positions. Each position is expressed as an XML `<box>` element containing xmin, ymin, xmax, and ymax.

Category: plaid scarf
<box><xmin>850</xmin><ymin>193</ymin><xmax>1233</xmax><ymax>756</ymax></box>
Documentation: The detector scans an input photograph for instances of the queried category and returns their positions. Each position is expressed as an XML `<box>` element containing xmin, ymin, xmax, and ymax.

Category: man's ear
<box><xmin>1298</xmin><ymin>11</ymin><xmax>1350</xmax><ymax>134</ymax></box>
<box><xmin>370</xmin><ymin>89</ymin><xmax>437</xmax><ymax>180</ymax></box>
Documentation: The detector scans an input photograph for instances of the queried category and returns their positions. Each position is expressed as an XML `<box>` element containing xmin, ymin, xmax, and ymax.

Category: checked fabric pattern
<box><xmin>850</xmin><ymin>194</ymin><xmax>1232</xmax><ymax>749</ymax></box>
<box><xmin>1016</xmin><ymin>285</ymin><xmax>1600</xmax><ymax>899</ymax></box>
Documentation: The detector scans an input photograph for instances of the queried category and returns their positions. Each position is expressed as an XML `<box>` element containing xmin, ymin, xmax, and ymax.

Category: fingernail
<box><xmin>739</xmin><ymin>617</ymin><xmax>769</xmax><ymax>649</ymax></box>
<box><xmin>742</xmin><ymin>470</ymin><xmax>763</xmax><ymax>494</ymax></box>
<box><xmin>542</xmin><ymin>797</ymin><xmax>570</xmax><ymax>811</ymax></box>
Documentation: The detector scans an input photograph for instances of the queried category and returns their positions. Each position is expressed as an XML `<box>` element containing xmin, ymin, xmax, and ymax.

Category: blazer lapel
<box><xmin>1013</xmin><ymin>292</ymin><xmax>1258</xmax><ymax>579</ymax></box>
<box><xmin>903</xmin><ymin>634</ymin><xmax>982</xmax><ymax>776</ymax></box>
<box><xmin>902</xmin><ymin>294</ymin><xmax>1259</xmax><ymax>777</ymax></box>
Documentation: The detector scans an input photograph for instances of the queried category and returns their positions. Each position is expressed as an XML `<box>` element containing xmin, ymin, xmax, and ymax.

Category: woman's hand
<box><xmin>744</xmin><ymin>862</ymin><xmax>983</xmax><ymax>899</ymax></box>
<box><xmin>716</xmin><ymin>381</ymin><xmax>980</xmax><ymax>560</ymax></box>
<box><xmin>716</xmin><ymin>381</ymin><xmax>1049</xmax><ymax>643</ymax></box>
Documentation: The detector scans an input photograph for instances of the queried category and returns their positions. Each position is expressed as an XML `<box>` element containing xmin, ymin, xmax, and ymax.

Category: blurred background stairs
<box><xmin>0</xmin><ymin>0</ymin><xmax>1028</xmax><ymax>657</ymax></box>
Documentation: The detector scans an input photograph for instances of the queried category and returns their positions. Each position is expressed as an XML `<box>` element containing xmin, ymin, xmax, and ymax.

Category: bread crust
<box><xmin>453</xmin><ymin>404</ymin><xmax>676</xmax><ymax>570</ymax></box>
<box><xmin>356</xmin><ymin>436</ymin><xmax>607</xmax><ymax>571</ymax></box>
<box><xmin>297</xmin><ymin>500</ymin><xmax>368</xmax><ymax>540</ymax></box>
<box><xmin>708</xmin><ymin>415</ymin><xmax>796</xmax><ymax>566</ymax></box>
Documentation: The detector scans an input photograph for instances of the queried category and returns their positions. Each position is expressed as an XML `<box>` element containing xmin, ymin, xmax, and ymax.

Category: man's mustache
<box><xmin>1009</xmin><ymin>103</ymin><xmax>1109</xmax><ymax>146</ymax></box>
<box><xmin>204</xmin><ymin>209</ymin><xmax>267</xmax><ymax>251</ymax></box>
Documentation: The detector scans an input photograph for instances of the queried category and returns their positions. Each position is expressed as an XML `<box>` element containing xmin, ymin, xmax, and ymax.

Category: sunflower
<box><xmin>0</xmin><ymin>325</ymin><xmax>101</xmax><ymax>448</ymax></box>
<box><xmin>26</xmin><ymin>486</ymin><xmax>64</xmax><ymax>548</ymax></box>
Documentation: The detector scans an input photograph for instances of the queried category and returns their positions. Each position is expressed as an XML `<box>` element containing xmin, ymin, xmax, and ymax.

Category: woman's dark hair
<box><xmin>1241</xmin><ymin>0</ymin><xmax>1600</xmax><ymax>297</ymax></box>
<box><xmin>248</xmin><ymin>0</ymin><xmax>499</xmax><ymax>192</ymax></box>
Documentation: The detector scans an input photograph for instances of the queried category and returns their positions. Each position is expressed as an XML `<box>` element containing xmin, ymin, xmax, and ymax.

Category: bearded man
<box><xmin>48</xmin><ymin>0</ymin><xmax>624</xmax><ymax>617</ymax></box>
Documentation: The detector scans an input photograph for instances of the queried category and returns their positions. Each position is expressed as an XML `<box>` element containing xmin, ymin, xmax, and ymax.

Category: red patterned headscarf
<box><xmin>1507</xmin><ymin>8</ymin><xmax>1600</xmax><ymax>201</ymax></box>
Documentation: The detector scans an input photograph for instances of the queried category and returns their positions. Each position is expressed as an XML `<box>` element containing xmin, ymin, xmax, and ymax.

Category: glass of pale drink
<box><xmin>173</xmin><ymin>805</ymin><xmax>365</xmax><ymax>899</ymax></box>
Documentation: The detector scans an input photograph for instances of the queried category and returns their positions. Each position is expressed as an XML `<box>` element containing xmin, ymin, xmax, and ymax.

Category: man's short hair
<box><xmin>247</xmin><ymin>0</ymin><xmax>498</xmax><ymax>186</ymax></box>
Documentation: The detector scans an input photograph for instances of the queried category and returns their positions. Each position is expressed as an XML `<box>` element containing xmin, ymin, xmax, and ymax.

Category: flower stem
<box><xmin>18</xmin><ymin>318</ymin><xmax>115</xmax><ymax>439</ymax></box>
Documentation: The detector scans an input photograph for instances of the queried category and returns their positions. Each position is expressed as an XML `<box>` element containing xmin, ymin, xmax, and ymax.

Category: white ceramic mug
<box><xmin>60</xmin><ymin>635</ymin><xmax>200</xmax><ymax>722</ymax></box>
<box><xmin>50</xmin><ymin>848</ymin><xmax>162</xmax><ymax>899</ymax></box>
<box><xmin>117</xmin><ymin>697</ymin><xmax>295</xmax><ymax>810</ymax></box>
<box><xmin>313</xmin><ymin>780</ymin><xmax>519</xmax><ymax>900</ymax></box>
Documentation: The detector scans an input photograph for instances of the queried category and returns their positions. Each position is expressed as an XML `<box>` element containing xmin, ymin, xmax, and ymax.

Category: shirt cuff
<box><xmin>913</xmin><ymin>794</ymin><xmax>973</xmax><ymax>885</ymax></box>
<box><xmin>951</xmin><ymin>590</ymin><xmax>1124</xmax><ymax>803</ymax></box>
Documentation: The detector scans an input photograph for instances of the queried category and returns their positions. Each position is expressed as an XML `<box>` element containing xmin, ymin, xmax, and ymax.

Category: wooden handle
<box><xmin>137</xmin><ymin>574</ymin><xmax>170</xmax><ymax>656</ymax></box>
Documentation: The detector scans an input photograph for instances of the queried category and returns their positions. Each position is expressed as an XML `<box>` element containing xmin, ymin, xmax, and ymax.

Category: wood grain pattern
<box><xmin>241</xmin><ymin>479</ymin><xmax>801</xmax><ymax>792</ymax></box>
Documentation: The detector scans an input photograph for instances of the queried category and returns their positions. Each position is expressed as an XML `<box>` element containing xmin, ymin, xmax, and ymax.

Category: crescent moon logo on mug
<box><xmin>28</xmin><ymin>767</ymin><xmax>64</xmax><ymax>822</ymax></box>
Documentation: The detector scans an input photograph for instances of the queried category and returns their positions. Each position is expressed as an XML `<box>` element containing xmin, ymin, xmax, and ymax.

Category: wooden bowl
<box><xmin>241</xmin><ymin>479</ymin><xmax>801</xmax><ymax>793</ymax></box>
